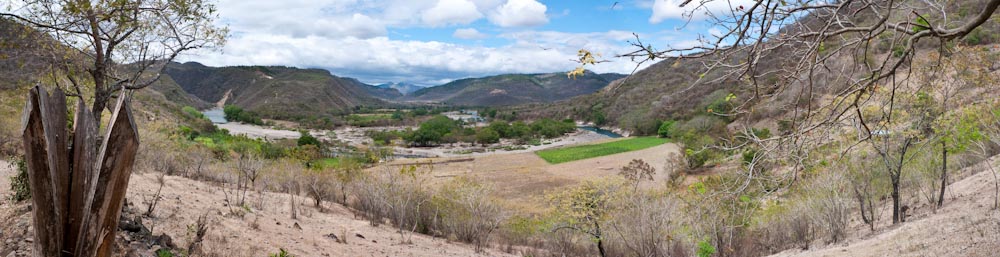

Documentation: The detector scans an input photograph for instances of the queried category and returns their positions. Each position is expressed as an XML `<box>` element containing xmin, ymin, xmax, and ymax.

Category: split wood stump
<box><xmin>21</xmin><ymin>86</ymin><xmax>139</xmax><ymax>257</ymax></box>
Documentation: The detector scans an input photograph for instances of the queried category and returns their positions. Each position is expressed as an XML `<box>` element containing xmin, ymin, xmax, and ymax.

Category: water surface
<box><xmin>579</xmin><ymin>126</ymin><xmax>623</xmax><ymax>138</ymax></box>
<box><xmin>202</xmin><ymin>108</ymin><xmax>227</xmax><ymax>124</ymax></box>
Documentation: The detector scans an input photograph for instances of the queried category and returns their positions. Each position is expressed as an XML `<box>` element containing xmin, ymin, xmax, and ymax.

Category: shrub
<box><xmin>8</xmin><ymin>157</ymin><xmax>29</xmax><ymax>202</ymax></box>
<box><xmin>223</xmin><ymin>105</ymin><xmax>264</xmax><ymax>125</ymax></box>
<box><xmin>433</xmin><ymin>178</ymin><xmax>507</xmax><ymax>252</ymax></box>
<box><xmin>657</xmin><ymin>120</ymin><xmax>676</xmax><ymax>138</ymax></box>
<box><xmin>696</xmin><ymin>237</ymin><xmax>716</xmax><ymax>257</ymax></box>
<box><xmin>475</xmin><ymin>127</ymin><xmax>500</xmax><ymax>145</ymax></box>
<box><xmin>296</xmin><ymin>131</ymin><xmax>320</xmax><ymax>147</ymax></box>
<box><xmin>182</xmin><ymin>106</ymin><xmax>206</xmax><ymax>120</ymax></box>
<box><xmin>488</xmin><ymin>121</ymin><xmax>512</xmax><ymax>138</ymax></box>
<box><xmin>269</xmin><ymin>248</ymin><xmax>294</xmax><ymax>257</ymax></box>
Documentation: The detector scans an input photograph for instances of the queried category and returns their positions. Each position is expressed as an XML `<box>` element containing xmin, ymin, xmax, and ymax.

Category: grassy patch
<box><xmin>535</xmin><ymin>137</ymin><xmax>668</xmax><ymax>164</ymax></box>
<box><xmin>313</xmin><ymin>158</ymin><xmax>341</xmax><ymax>169</ymax></box>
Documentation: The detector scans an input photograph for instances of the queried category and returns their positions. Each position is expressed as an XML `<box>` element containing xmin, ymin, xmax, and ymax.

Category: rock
<box><xmin>293</xmin><ymin>222</ymin><xmax>302</xmax><ymax>230</ymax></box>
<box><xmin>6</xmin><ymin>251</ymin><xmax>15</xmax><ymax>257</ymax></box>
<box><xmin>154</xmin><ymin>233</ymin><xmax>176</xmax><ymax>248</ymax></box>
<box><xmin>324</xmin><ymin>233</ymin><xmax>339</xmax><ymax>241</ymax></box>
<box><xmin>24</xmin><ymin>238</ymin><xmax>32</xmax><ymax>243</ymax></box>
<box><xmin>355</xmin><ymin>233</ymin><xmax>366</xmax><ymax>239</ymax></box>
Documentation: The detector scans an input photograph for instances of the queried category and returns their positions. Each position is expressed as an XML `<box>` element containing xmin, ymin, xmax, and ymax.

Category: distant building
<box><xmin>443</xmin><ymin>110</ymin><xmax>485</xmax><ymax>123</ymax></box>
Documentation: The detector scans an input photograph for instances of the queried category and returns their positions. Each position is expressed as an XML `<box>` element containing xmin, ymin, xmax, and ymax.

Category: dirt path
<box><xmin>772</xmin><ymin>157</ymin><xmax>1000</xmax><ymax>257</ymax></box>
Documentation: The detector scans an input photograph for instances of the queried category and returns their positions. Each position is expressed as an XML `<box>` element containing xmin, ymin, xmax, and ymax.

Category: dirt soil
<box><xmin>381</xmin><ymin>141</ymin><xmax>682</xmax><ymax>212</ymax></box>
<box><xmin>772</xmin><ymin>157</ymin><xmax>1000</xmax><ymax>257</ymax></box>
<box><xmin>0</xmin><ymin>159</ymin><xmax>516</xmax><ymax>257</ymax></box>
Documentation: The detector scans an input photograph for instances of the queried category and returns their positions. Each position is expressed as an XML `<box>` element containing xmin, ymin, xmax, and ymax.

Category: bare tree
<box><xmin>233</xmin><ymin>151</ymin><xmax>264</xmax><ymax>206</ymax></box>
<box><xmin>602</xmin><ymin>0</ymin><xmax>1000</xmax><ymax>226</ymax></box>
<box><xmin>1</xmin><ymin>0</ymin><xmax>226</xmax><ymax>122</ymax></box>
<box><xmin>619</xmin><ymin>159</ymin><xmax>655</xmax><ymax>192</ymax></box>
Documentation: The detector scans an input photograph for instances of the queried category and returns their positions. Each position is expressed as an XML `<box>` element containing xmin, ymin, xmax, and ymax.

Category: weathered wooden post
<box><xmin>21</xmin><ymin>85</ymin><xmax>139</xmax><ymax>257</ymax></box>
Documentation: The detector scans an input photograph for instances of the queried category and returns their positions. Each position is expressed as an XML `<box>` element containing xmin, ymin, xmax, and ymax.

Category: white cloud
<box><xmin>707</xmin><ymin>27</ymin><xmax>724</xmax><ymax>37</ymax></box>
<box><xmin>649</xmin><ymin>0</ymin><xmax>754</xmax><ymax>24</ymax></box>
<box><xmin>421</xmin><ymin>0</ymin><xmax>484</xmax><ymax>27</ymax></box>
<box><xmin>453</xmin><ymin>28</ymin><xmax>490</xmax><ymax>39</ymax></box>
<box><xmin>488</xmin><ymin>0</ymin><xmax>549</xmax><ymax>27</ymax></box>
<box><xmin>183</xmin><ymin>29</ymin><xmax>656</xmax><ymax>85</ymax></box>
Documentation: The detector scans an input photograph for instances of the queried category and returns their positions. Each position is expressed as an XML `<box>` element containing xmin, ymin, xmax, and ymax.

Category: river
<box><xmin>579</xmin><ymin>126</ymin><xmax>623</xmax><ymax>138</ymax></box>
<box><xmin>203</xmin><ymin>107</ymin><xmax>227</xmax><ymax>124</ymax></box>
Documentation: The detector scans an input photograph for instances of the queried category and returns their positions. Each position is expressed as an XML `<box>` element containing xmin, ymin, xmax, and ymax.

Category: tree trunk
<box><xmin>891</xmin><ymin>173</ymin><xmax>902</xmax><ymax>224</ymax></box>
<box><xmin>594</xmin><ymin>222</ymin><xmax>606</xmax><ymax>257</ymax></box>
<box><xmin>853</xmin><ymin>188</ymin><xmax>874</xmax><ymax>231</ymax></box>
<box><xmin>937</xmin><ymin>141</ymin><xmax>947</xmax><ymax>208</ymax></box>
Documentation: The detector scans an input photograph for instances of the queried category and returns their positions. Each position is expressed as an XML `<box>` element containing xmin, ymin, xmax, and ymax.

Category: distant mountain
<box><xmin>403</xmin><ymin>70</ymin><xmax>622</xmax><ymax>106</ymax></box>
<box><xmin>376</xmin><ymin>82</ymin><xmax>424</xmax><ymax>95</ymax></box>
<box><xmin>162</xmin><ymin>62</ymin><xmax>391</xmax><ymax>120</ymax></box>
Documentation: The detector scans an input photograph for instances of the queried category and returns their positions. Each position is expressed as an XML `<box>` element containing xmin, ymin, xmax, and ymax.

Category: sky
<box><xmin>179</xmin><ymin>0</ymin><xmax>747</xmax><ymax>86</ymax></box>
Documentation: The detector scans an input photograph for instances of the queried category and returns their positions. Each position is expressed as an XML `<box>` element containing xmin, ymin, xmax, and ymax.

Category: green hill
<box><xmin>404</xmin><ymin>70</ymin><xmax>623</xmax><ymax>106</ymax></box>
<box><xmin>162</xmin><ymin>62</ymin><xmax>395</xmax><ymax>120</ymax></box>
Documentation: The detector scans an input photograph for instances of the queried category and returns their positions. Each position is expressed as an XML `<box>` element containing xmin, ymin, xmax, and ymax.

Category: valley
<box><xmin>3</xmin><ymin>1</ymin><xmax>1000</xmax><ymax>257</ymax></box>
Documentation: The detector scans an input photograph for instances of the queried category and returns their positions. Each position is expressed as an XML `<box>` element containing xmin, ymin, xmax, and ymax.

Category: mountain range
<box><xmin>155</xmin><ymin>62</ymin><xmax>626</xmax><ymax>120</ymax></box>
<box><xmin>402</xmin><ymin>70</ymin><xmax>625</xmax><ymax>106</ymax></box>
<box><xmin>376</xmin><ymin>82</ymin><xmax>424</xmax><ymax>95</ymax></box>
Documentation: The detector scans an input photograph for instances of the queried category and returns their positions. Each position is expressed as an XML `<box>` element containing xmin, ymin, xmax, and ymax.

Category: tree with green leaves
<box><xmin>474</xmin><ymin>127</ymin><xmax>500</xmax><ymax>146</ymax></box>
<box><xmin>1</xmin><ymin>0</ymin><xmax>227</xmax><ymax>122</ymax></box>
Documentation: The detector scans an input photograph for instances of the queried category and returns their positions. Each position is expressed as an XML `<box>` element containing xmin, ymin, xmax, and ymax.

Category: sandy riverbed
<box><xmin>218</xmin><ymin>121</ymin><xmax>618</xmax><ymax>158</ymax></box>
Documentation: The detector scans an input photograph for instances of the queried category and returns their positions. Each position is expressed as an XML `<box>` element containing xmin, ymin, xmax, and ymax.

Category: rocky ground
<box><xmin>0</xmin><ymin>160</ymin><xmax>516</xmax><ymax>257</ymax></box>
<box><xmin>772</xmin><ymin>156</ymin><xmax>1000</xmax><ymax>257</ymax></box>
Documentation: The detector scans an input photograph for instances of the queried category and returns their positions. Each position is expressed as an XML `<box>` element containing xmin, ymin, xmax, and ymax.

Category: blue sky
<box><xmin>181</xmin><ymin>0</ymin><xmax>748</xmax><ymax>86</ymax></box>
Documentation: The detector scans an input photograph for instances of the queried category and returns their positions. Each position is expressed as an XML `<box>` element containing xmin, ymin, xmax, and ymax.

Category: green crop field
<box><xmin>535</xmin><ymin>137</ymin><xmax>669</xmax><ymax>164</ymax></box>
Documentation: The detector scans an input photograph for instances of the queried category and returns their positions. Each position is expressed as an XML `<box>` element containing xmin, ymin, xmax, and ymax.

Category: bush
<box><xmin>488</xmin><ymin>121</ymin><xmax>512</xmax><ymax>138</ymax></box>
<box><xmin>530</xmin><ymin>118</ymin><xmax>576</xmax><ymax>138</ymax></box>
<box><xmin>182</xmin><ymin>106</ymin><xmax>206</xmax><ymax>120</ymax></box>
<box><xmin>269</xmin><ymin>248</ymin><xmax>294</xmax><ymax>257</ymax></box>
<box><xmin>8</xmin><ymin>157</ymin><xmax>29</xmax><ymax>202</ymax></box>
<box><xmin>432</xmin><ymin>178</ymin><xmax>507</xmax><ymax>251</ymax></box>
<box><xmin>297</xmin><ymin>131</ymin><xmax>320</xmax><ymax>147</ymax></box>
<box><xmin>223</xmin><ymin>105</ymin><xmax>264</xmax><ymax>125</ymax></box>
<box><xmin>475</xmin><ymin>127</ymin><xmax>500</xmax><ymax>145</ymax></box>
<box><xmin>658</xmin><ymin>120</ymin><xmax>676</xmax><ymax>138</ymax></box>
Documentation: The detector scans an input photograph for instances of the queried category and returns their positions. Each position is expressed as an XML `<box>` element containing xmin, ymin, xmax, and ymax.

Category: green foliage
<box><xmin>9</xmin><ymin>157</ymin><xmax>30</xmax><ymax>202</ymax></box>
<box><xmin>223</xmin><ymin>105</ymin><xmax>264</xmax><ymax>125</ymax></box>
<box><xmin>530</xmin><ymin>118</ymin><xmax>576</xmax><ymax>138</ymax></box>
<box><xmin>367</xmin><ymin>130</ymin><xmax>404</xmax><ymax>145</ymax></box>
<box><xmin>536</xmin><ymin>137</ymin><xmax>668</xmax><ymax>164</ymax></box>
<box><xmin>182</xmin><ymin>106</ymin><xmax>206</xmax><ymax>120</ymax></box>
<box><xmin>672</xmin><ymin>115</ymin><xmax>726</xmax><ymax>169</ymax></box>
<box><xmin>269</xmin><ymin>248</ymin><xmax>294</xmax><ymax>257</ymax></box>
<box><xmin>703</xmin><ymin>90</ymin><xmax>735</xmax><ymax>117</ymax></box>
<box><xmin>657</xmin><ymin>120</ymin><xmax>676</xmax><ymax>138</ymax></box>
<box><xmin>488</xmin><ymin>121</ymin><xmax>512</xmax><ymax>138</ymax></box>
<box><xmin>696</xmin><ymin>237</ymin><xmax>716</xmax><ymax>257</ymax></box>
<box><xmin>155</xmin><ymin>249</ymin><xmax>174</xmax><ymax>257</ymax></box>
<box><xmin>475</xmin><ymin>127</ymin><xmax>500</xmax><ymax>145</ymax></box>
<box><xmin>590</xmin><ymin>111</ymin><xmax>607</xmax><ymax>126</ymax></box>
<box><xmin>913</xmin><ymin>16</ymin><xmax>930</xmax><ymax>33</ymax></box>
<box><xmin>345</xmin><ymin>114</ymin><xmax>393</xmax><ymax>127</ymax></box>
<box><xmin>964</xmin><ymin>28</ymin><xmax>984</xmax><ymax>45</ymax></box>
<box><xmin>398</xmin><ymin>116</ymin><xmax>575</xmax><ymax>146</ymax></box>
<box><xmin>297</xmin><ymin>131</ymin><xmax>321</xmax><ymax>147</ymax></box>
